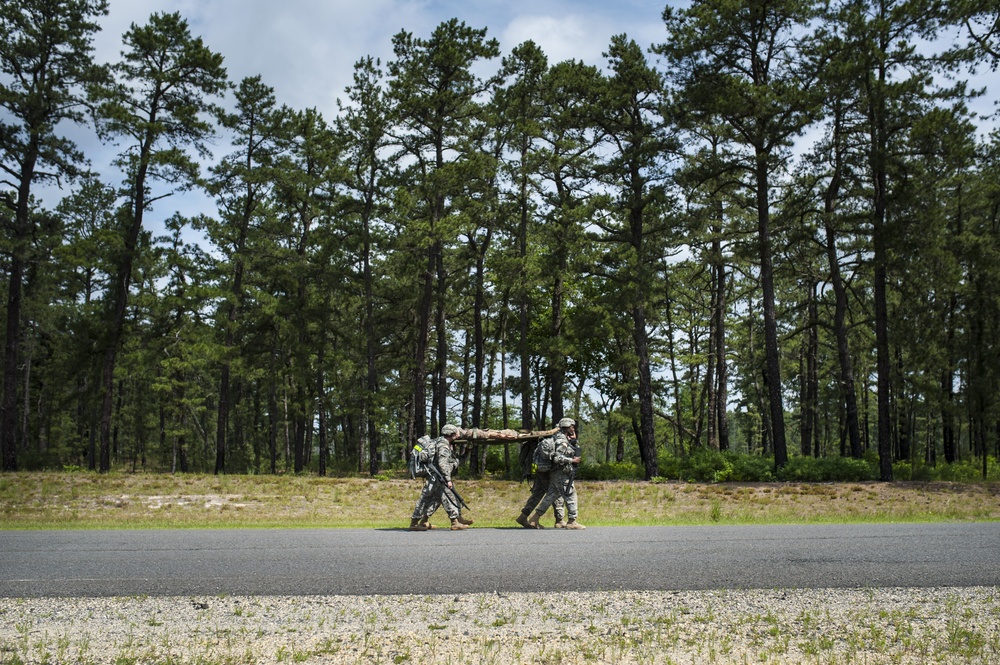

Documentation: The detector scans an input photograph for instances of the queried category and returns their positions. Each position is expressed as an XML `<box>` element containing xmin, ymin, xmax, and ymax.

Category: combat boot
<box><xmin>515</xmin><ymin>513</ymin><xmax>531</xmax><ymax>528</ymax></box>
<box><xmin>408</xmin><ymin>518</ymin><xmax>428</xmax><ymax>531</ymax></box>
<box><xmin>450</xmin><ymin>518</ymin><xmax>469</xmax><ymax>530</ymax></box>
<box><xmin>554</xmin><ymin>519</ymin><xmax>567</xmax><ymax>529</ymax></box>
<box><xmin>456</xmin><ymin>515</ymin><xmax>474</xmax><ymax>526</ymax></box>
<box><xmin>565</xmin><ymin>519</ymin><xmax>586</xmax><ymax>530</ymax></box>
<box><xmin>419</xmin><ymin>518</ymin><xmax>439</xmax><ymax>530</ymax></box>
<box><xmin>526</xmin><ymin>512</ymin><xmax>545</xmax><ymax>529</ymax></box>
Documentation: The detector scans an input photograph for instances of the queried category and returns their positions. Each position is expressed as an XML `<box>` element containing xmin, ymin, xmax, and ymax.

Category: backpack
<box><xmin>518</xmin><ymin>440</ymin><xmax>536</xmax><ymax>479</ymax></box>
<box><xmin>531</xmin><ymin>436</ymin><xmax>557</xmax><ymax>473</ymax></box>
<box><xmin>408</xmin><ymin>435</ymin><xmax>436</xmax><ymax>479</ymax></box>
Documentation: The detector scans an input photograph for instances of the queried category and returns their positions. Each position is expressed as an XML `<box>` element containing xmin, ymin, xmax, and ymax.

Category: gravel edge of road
<box><xmin>2</xmin><ymin>586</ymin><xmax>999</xmax><ymax>664</ymax></box>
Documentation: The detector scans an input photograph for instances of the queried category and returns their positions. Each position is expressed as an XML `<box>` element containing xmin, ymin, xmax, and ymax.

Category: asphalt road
<box><xmin>2</xmin><ymin>523</ymin><xmax>998</xmax><ymax>598</ymax></box>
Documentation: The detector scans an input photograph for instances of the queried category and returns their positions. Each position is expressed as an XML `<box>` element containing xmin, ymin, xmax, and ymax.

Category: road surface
<box><xmin>2</xmin><ymin>522</ymin><xmax>997</xmax><ymax>597</ymax></box>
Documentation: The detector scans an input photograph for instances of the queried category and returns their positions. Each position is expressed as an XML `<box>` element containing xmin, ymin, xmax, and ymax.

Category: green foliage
<box><xmin>14</xmin><ymin>449</ymin><xmax>66</xmax><ymax>472</ymax></box>
<box><xmin>717</xmin><ymin>454</ymin><xmax>777</xmax><ymax>483</ymax></box>
<box><xmin>656</xmin><ymin>449</ymin><xmax>774</xmax><ymax>483</ymax></box>
<box><xmin>653</xmin><ymin>449</ymin><xmax>874</xmax><ymax>483</ymax></box>
<box><xmin>577</xmin><ymin>461</ymin><xmax>644</xmax><ymax>481</ymax></box>
<box><xmin>3</xmin><ymin>9</ymin><xmax>1000</xmax><ymax>480</ymax></box>
<box><xmin>776</xmin><ymin>456</ymin><xmax>876</xmax><ymax>482</ymax></box>
<box><xmin>480</xmin><ymin>446</ymin><xmax>511</xmax><ymax>477</ymax></box>
<box><xmin>895</xmin><ymin>457</ymin><xmax>999</xmax><ymax>482</ymax></box>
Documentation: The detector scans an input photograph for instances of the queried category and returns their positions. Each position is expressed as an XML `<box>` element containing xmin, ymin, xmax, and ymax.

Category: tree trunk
<box><xmin>471</xmin><ymin>229</ymin><xmax>492</xmax><ymax>475</ymax></box>
<box><xmin>942</xmin><ymin>368</ymin><xmax>956</xmax><ymax>463</ymax></box>
<box><xmin>634</xmin><ymin>302</ymin><xmax>658</xmax><ymax>479</ymax></box>
<box><xmin>317</xmin><ymin>344</ymin><xmax>328</xmax><ymax>477</ymax></box>
<box><xmin>872</xmin><ymin>148</ymin><xmax>893</xmax><ymax>480</ymax></box>
<box><xmin>216</xmin><ymin>362</ymin><xmax>230</xmax><ymax>474</ymax></box>
<box><xmin>517</xmin><ymin>156</ymin><xmax>534</xmax><ymax>432</ymax></box>
<box><xmin>866</xmin><ymin>14</ymin><xmax>893</xmax><ymax>482</ymax></box>
<box><xmin>100</xmin><ymin>139</ymin><xmax>153</xmax><ymax>472</ymax></box>
<box><xmin>435</xmin><ymin>242</ymin><xmax>448</xmax><ymax>433</ymax></box>
<box><xmin>822</xmin><ymin>108</ymin><xmax>863</xmax><ymax>460</ymax></box>
<box><xmin>214</xmin><ymin>192</ymin><xmax>252</xmax><ymax>474</ymax></box>
<box><xmin>413</xmin><ymin>245</ymin><xmax>434</xmax><ymax>438</ymax></box>
<box><xmin>362</xmin><ymin>192</ymin><xmax>380</xmax><ymax>473</ymax></box>
<box><xmin>293</xmin><ymin>384</ymin><xmax>307</xmax><ymax>473</ymax></box>
<box><xmin>549</xmin><ymin>271</ymin><xmax>565</xmax><ymax>425</ymax></box>
<box><xmin>1</xmin><ymin>250</ymin><xmax>23</xmax><ymax>463</ymax></box>
<box><xmin>706</xmin><ymin>272</ymin><xmax>718</xmax><ymax>451</ymax></box>
<box><xmin>1</xmin><ymin>133</ymin><xmax>41</xmax><ymax>471</ymax></box>
<box><xmin>942</xmin><ymin>291</ymin><xmax>957</xmax><ymax>463</ymax></box>
<box><xmin>1</xmin><ymin>253</ymin><xmax>25</xmax><ymax>471</ymax></box>
<box><xmin>755</xmin><ymin>154</ymin><xmax>787</xmax><ymax>469</ymax></box>
<box><xmin>664</xmin><ymin>271</ymin><xmax>684</xmax><ymax>453</ymax></box>
<box><xmin>714</xmin><ymin>251</ymin><xmax>731</xmax><ymax>451</ymax></box>
<box><xmin>801</xmin><ymin>281</ymin><xmax>819</xmax><ymax>457</ymax></box>
<box><xmin>268</xmin><ymin>378</ymin><xmax>278</xmax><ymax>474</ymax></box>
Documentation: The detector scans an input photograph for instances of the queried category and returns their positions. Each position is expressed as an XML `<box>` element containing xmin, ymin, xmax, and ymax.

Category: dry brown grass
<box><xmin>2</xmin><ymin>472</ymin><xmax>998</xmax><ymax>529</ymax></box>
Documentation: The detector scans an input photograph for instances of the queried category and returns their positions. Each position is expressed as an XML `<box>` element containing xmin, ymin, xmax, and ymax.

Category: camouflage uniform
<box><xmin>410</xmin><ymin>435</ymin><xmax>459</xmax><ymax>521</ymax></box>
<box><xmin>516</xmin><ymin>436</ymin><xmax>565</xmax><ymax>525</ymax></box>
<box><xmin>531</xmin><ymin>432</ymin><xmax>580</xmax><ymax>522</ymax></box>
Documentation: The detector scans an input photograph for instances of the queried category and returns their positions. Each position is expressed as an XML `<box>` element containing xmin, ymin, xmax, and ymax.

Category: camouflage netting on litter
<box><xmin>454</xmin><ymin>427</ymin><xmax>559</xmax><ymax>443</ymax></box>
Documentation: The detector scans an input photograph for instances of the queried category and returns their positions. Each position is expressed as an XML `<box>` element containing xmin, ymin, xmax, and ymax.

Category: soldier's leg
<box><xmin>529</xmin><ymin>469</ymin><xmax>567</xmax><ymax>527</ymax></box>
<box><xmin>412</xmin><ymin>478</ymin><xmax>435</xmax><ymax>520</ymax></box>
<box><xmin>553</xmin><ymin>496</ymin><xmax>567</xmax><ymax>527</ymax></box>
<box><xmin>410</xmin><ymin>478</ymin><xmax>437</xmax><ymax>530</ymax></box>
<box><xmin>517</xmin><ymin>472</ymin><xmax>549</xmax><ymax>527</ymax></box>
<box><xmin>565</xmin><ymin>484</ymin><xmax>578</xmax><ymax>521</ymax></box>
<box><xmin>441</xmin><ymin>489</ymin><xmax>460</xmax><ymax>520</ymax></box>
<box><xmin>438</xmin><ymin>486</ymin><xmax>473</xmax><ymax>526</ymax></box>
<box><xmin>552</xmin><ymin>470</ymin><xmax>567</xmax><ymax>525</ymax></box>
<box><xmin>417</xmin><ymin>479</ymin><xmax>443</xmax><ymax>519</ymax></box>
<box><xmin>565</xmin><ymin>483</ymin><xmax>585</xmax><ymax>529</ymax></box>
<box><xmin>525</xmin><ymin>472</ymin><xmax>550</xmax><ymax>513</ymax></box>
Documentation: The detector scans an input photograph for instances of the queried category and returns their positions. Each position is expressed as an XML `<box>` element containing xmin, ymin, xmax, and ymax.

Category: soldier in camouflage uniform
<box><xmin>527</xmin><ymin>417</ymin><xmax>586</xmax><ymax>530</ymax></box>
<box><xmin>408</xmin><ymin>424</ymin><xmax>475</xmax><ymax>531</ymax></box>
<box><xmin>515</xmin><ymin>428</ymin><xmax>566</xmax><ymax>529</ymax></box>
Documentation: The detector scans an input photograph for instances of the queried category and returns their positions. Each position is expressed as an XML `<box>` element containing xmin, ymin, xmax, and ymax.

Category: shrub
<box><xmin>657</xmin><ymin>448</ymin><xmax>729</xmax><ymax>482</ymax></box>
<box><xmin>896</xmin><ymin>457</ymin><xmax>997</xmax><ymax>482</ymax></box>
<box><xmin>656</xmin><ymin>449</ymin><xmax>775</xmax><ymax>482</ymax></box>
<box><xmin>577</xmin><ymin>461</ymin><xmax>644</xmax><ymax>481</ymax></box>
<box><xmin>776</xmin><ymin>455</ymin><xmax>876</xmax><ymax>482</ymax></box>
<box><xmin>720</xmin><ymin>453</ymin><xmax>775</xmax><ymax>482</ymax></box>
<box><xmin>686</xmin><ymin>450</ymin><xmax>733</xmax><ymax>482</ymax></box>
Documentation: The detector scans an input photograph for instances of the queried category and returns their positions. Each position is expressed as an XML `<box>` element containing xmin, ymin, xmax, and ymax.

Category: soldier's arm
<box><xmin>552</xmin><ymin>448</ymin><xmax>573</xmax><ymax>466</ymax></box>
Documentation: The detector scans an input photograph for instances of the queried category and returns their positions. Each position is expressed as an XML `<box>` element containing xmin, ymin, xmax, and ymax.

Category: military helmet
<box><xmin>557</xmin><ymin>417</ymin><xmax>576</xmax><ymax>429</ymax></box>
<box><xmin>440</xmin><ymin>423</ymin><xmax>460</xmax><ymax>436</ymax></box>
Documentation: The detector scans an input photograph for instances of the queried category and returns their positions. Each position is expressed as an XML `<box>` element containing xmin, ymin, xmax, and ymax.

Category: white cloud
<box><xmin>46</xmin><ymin>0</ymin><xmax>670</xmax><ymax>232</ymax></box>
<box><xmin>503</xmin><ymin>14</ymin><xmax>597</xmax><ymax>65</ymax></box>
<box><xmin>97</xmin><ymin>0</ymin><xmax>423</xmax><ymax>118</ymax></box>
<box><xmin>499</xmin><ymin>3</ymin><xmax>670</xmax><ymax>70</ymax></box>
<box><xmin>95</xmin><ymin>0</ymin><xmax>670</xmax><ymax>116</ymax></box>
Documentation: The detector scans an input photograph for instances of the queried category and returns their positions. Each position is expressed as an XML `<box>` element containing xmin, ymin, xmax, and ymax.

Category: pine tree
<box><xmin>337</xmin><ymin>56</ymin><xmax>393</xmax><ymax>475</ymax></box>
<box><xmin>91</xmin><ymin>11</ymin><xmax>227</xmax><ymax>472</ymax></box>
<box><xmin>658</xmin><ymin>0</ymin><xmax>825</xmax><ymax>469</ymax></box>
<box><xmin>386</xmin><ymin>19</ymin><xmax>500</xmax><ymax>437</ymax></box>
<box><xmin>207</xmin><ymin>75</ymin><xmax>287</xmax><ymax>473</ymax></box>
<box><xmin>590</xmin><ymin>35</ymin><xmax>679</xmax><ymax>479</ymax></box>
<box><xmin>0</xmin><ymin>0</ymin><xmax>108</xmax><ymax>470</ymax></box>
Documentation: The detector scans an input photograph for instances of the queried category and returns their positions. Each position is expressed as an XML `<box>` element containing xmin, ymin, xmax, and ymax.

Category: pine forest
<box><xmin>2</xmin><ymin>0</ymin><xmax>999</xmax><ymax>481</ymax></box>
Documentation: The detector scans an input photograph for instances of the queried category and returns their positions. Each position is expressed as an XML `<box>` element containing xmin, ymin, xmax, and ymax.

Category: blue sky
<box><xmin>66</xmin><ymin>0</ymin><xmax>675</xmax><ymax>231</ymax></box>
<box><xmin>50</xmin><ymin>1</ymin><xmax>995</xmax><ymax>235</ymax></box>
<box><xmin>94</xmin><ymin>0</ymin><xmax>674</xmax><ymax>120</ymax></box>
